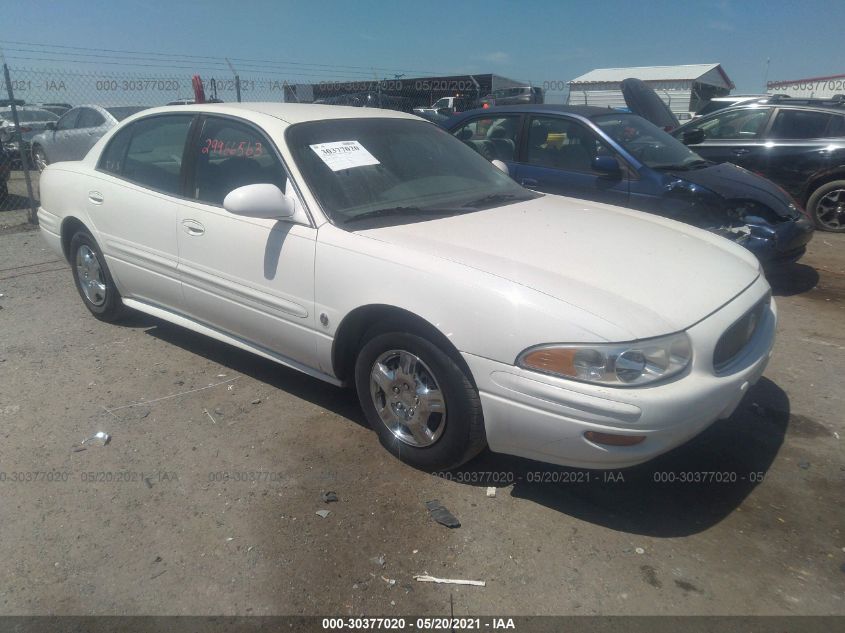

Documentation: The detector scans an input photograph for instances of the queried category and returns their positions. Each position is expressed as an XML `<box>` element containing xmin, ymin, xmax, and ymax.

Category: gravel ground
<box><xmin>0</xmin><ymin>213</ymin><xmax>843</xmax><ymax>616</ymax></box>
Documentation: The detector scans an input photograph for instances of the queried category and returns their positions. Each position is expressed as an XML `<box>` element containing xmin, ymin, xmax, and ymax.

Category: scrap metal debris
<box><xmin>425</xmin><ymin>500</ymin><xmax>460</xmax><ymax>528</ymax></box>
<box><xmin>79</xmin><ymin>431</ymin><xmax>111</xmax><ymax>448</ymax></box>
<box><xmin>315</xmin><ymin>510</ymin><xmax>331</xmax><ymax>519</ymax></box>
<box><xmin>486</xmin><ymin>487</ymin><xmax>497</xmax><ymax>498</ymax></box>
<box><xmin>413</xmin><ymin>575</ymin><xmax>485</xmax><ymax>587</ymax></box>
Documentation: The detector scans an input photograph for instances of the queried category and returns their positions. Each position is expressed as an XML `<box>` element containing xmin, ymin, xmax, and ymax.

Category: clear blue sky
<box><xmin>1</xmin><ymin>0</ymin><xmax>842</xmax><ymax>96</ymax></box>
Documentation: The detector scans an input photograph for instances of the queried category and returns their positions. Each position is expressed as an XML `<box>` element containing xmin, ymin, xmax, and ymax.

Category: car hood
<box><xmin>354</xmin><ymin>196</ymin><xmax>759</xmax><ymax>340</ymax></box>
<box><xmin>621</xmin><ymin>77</ymin><xmax>680</xmax><ymax>130</ymax></box>
<box><xmin>675</xmin><ymin>162</ymin><xmax>798</xmax><ymax>218</ymax></box>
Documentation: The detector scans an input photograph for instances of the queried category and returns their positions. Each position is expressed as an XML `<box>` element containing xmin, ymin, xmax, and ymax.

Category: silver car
<box><xmin>0</xmin><ymin>107</ymin><xmax>60</xmax><ymax>161</ymax></box>
<box><xmin>30</xmin><ymin>105</ymin><xmax>148</xmax><ymax>171</ymax></box>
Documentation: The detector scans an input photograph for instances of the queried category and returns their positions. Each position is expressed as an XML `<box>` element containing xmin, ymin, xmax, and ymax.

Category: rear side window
<box><xmin>769</xmin><ymin>109</ymin><xmax>837</xmax><ymax>139</ymax></box>
<box><xmin>98</xmin><ymin>115</ymin><xmax>194</xmax><ymax>195</ymax></box>
<box><xmin>191</xmin><ymin>117</ymin><xmax>286</xmax><ymax>206</ymax></box>
<box><xmin>697</xmin><ymin>108</ymin><xmax>771</xmax><ymax>140</ymax></box>
<box><xmin>77</xmin><ymin>108</ymin><xmax>105</xmax><ymax>129</ymax></box>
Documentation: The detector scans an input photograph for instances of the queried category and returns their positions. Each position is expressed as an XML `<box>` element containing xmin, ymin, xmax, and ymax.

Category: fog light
<box><xmin>584</xmin><ymin>431</ymin><xmax>646</xmax><ymax>446</ymax></box>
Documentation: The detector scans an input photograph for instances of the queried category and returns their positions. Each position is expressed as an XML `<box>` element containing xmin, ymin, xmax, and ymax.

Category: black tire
<box><xmin>69</xmin><ymin>229</ymin><xmax>124</xmax><ymax>322</ymax></box>
<box><xmin>354</xmin><ymin>327</ymin><xmax>486</xmax><ymax>471</ymax></box>
<box><xmin>807</xmin><ymin>179</ymin><xmax>845</xmax><ymax>232</ymax></box>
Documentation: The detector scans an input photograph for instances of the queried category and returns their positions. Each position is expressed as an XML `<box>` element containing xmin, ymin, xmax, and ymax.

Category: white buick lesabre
<box><xmin>38</xmin><ymin>103</ymin><xmax>776</xmax><ymax>471</ymax></box>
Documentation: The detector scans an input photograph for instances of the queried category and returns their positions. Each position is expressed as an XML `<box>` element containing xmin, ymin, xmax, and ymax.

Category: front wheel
<box><xmin>69</xmin><ymin>229</ymin><xmax>124</xmax><ymax>322</ymax></box>
<box><xmin>354</xmin><ymin>329</ymin><xmax>486</xmax><ymax>471</ymax></box>
<box><xmin>807</xmin><ymin>180</ymin><xmax>845</xmax><ymax>232</ymax></box>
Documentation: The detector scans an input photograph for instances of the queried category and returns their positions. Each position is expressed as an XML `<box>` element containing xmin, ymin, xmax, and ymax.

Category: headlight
<box><xmin>517</xmin><ymin>332</ymin><xmax>692</xmax><ymax>387</ymax></box>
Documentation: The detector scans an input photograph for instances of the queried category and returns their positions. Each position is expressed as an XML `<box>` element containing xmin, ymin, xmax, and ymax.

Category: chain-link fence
<box><xmin>1</xmin><ymin>64</ymin><xmax>565</xmax><ymax>224</ymax></box>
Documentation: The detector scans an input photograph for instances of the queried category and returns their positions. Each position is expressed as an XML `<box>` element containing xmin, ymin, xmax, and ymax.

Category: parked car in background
<box><xmin>30</xmin><ymin>105</ymin><xmax>148</xmax><ymax>171</ymax></box>
<box><xmin>38</xmin><ymin>102</ymin><xmax>775</xmax><ymax>471</ymax></box>
<box><xmin>694</xmin><ymin>95</ymin><xmax>770</xmax><ymax>118</ymax></box>
<box><xmin>447</xmin><ymin>105</ymin><xmax>814</xmax><ymax>265</ymax></box>
<box><xmin>314</xmin><ymin>92</ymin><xmax>413</xmax><ymax>113</ymax></box>
<box><xmin>673</xmin><ymin>97</ymin><xmax>845</xmax><ymax>231</ymax></box>
<box><xmin>479</xmin><ymin>86</ymin><xmax>544</xmax><ymax>108</ymax></box>
<box><xmin>0</xmin><ymin>106</ymin><xmax>60</xmax><ymax>163</ymax></box>
<box><xmin>412</xmin><ymin>95</ymin><xmax>476</xmax><ymax>117</ymax></box>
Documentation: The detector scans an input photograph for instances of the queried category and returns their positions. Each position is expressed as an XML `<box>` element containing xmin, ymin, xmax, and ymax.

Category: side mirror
<box><xmin>491</xmin><ymin>159</ymin><xmax>509</xmax><ymax>175</ymax></box>
<box><xmin>45</xmin><ymin>121</ymin><xmax>56</xmax><ymax>131</ymax></box>
<box><xmin>681</xmin><ymin>129</ymin><xmax>705</xmax><ymax>145</ymax></box>
<box><xmin>592</xmin><ymin>155</ymin><xmax>622</xmax><ymax>177</ymax></box>
<box><xmin>223</xmin><ymin>183</ymin><xmax>294</xmax><ymax>219</ymax></box>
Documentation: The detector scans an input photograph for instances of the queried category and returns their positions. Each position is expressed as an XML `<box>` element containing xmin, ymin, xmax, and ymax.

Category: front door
<box><xmin>176</xmin><ymin>115</ymin><xmax>318</xmax><ymax>368</ymax></box>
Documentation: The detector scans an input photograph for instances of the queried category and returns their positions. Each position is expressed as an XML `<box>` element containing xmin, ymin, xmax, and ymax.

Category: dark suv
<box><xmin>673</xmin><ymin>97</ymin><xmax>845</xmax><ymax>231</ymax></box>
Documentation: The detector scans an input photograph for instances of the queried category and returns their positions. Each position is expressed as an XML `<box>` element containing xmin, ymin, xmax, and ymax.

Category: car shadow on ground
<box><xmin>448</xmin><ymin>377</ymin><xmax>790</xmax><ymax>538</ymax></box>
<box><xmin>143</xmin><ymin>319</ymin><xmax>367</xmax><ymax>428</ymax></box>
<box><xmin>767</xmin><ymin>263</ymin><xmax>819</xmax><ymax>296</ymax></box>
<box><xmin>140</xmin><ymin>317</ymin><xmax>789</xmax><ymax>538</ymax></box>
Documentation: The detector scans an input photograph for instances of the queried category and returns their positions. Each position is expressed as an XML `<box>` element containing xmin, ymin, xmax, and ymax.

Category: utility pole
<box><xmin>226</xmin><ymin>58</ymin><xmax>241</xmax><ymax>102</ymax></box>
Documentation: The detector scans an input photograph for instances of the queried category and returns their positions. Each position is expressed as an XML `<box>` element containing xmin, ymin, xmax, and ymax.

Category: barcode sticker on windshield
<box><xmin>309</xmin><ymin>141</ymin><xmax>380</xmax><ymax>171</ymax></box>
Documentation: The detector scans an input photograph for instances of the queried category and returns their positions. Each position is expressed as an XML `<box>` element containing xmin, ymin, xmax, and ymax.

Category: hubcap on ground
<box><xmin>369</xmin><ymin>349</ymin><xmax>446</xmax><ymax>447</ymax></box>
<box><xmin>816</xmin><ymin>188</ymin><xmax>845</xmax><ymax>230</ymax></box>
<box><xmin>75</xmin><ymin>245</ymin><xmax>107</xmax><ymax>306</ymax></box>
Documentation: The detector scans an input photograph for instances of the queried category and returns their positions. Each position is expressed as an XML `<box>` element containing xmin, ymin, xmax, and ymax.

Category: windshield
<box><xmin>286</xmin><ymin>118</ymin><xmax>536</xmax><ymax>225</ymax></box>
<box><xmin>106</xmin><ymin>106</ymin><xmax>148</xmax><ymax>121</ymax></box>
<box><xmin>0</xmin><ymin>109</ymin><xmax>59</xmax><ymax>122</ymax></box>
<box><xmin>431</xmin><ymin>98</ymin><xmax>449</xmax><ymax>109</ymax></box>
<box><xmin>592</xmin><ymin>113</ymin><xmax>705</xmax><ymax>170</ymax></box>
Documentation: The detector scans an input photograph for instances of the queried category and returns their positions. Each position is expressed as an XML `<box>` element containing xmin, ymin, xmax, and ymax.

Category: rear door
<box><xmin>512</xmin><ymin>114</ymin><xmax>630</xmax><ymax>206</ymax></box>
<box><xmin>176</xmin><ymin>114</ymin><xmax>318</xmax><ymax>367</ymax></box>
<box><xmin>679</xmin><ymin>106</ymin><xmax>773</xmax><ymax>172</ymax></box>
<box><xmin>758</xmin><ymin>107</ymin><xmax>839</xmax><ymax>200</ymax></box>
<box><xmin>73</xmin><ymin>107</ymin><xmax>110</xmax><ymax>159</ymax></box>
<box><xmin>451</xmin><ymin>114</ymin><xmax>522</xmax><ymax>168</ymax></box>
<box><xmin>87</xmin><ymin>113</ymin><xmax>195</xmax><ymax>309</ymax></box>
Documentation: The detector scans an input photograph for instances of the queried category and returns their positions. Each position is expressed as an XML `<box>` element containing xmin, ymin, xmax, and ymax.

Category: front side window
<box><xmin>98</xmin><ymin>115</ymin><xmax>193</xmax><ymax>195</ymax></box>
<box><xmin>452</xmin><ymin>115</ymin><xmax>520</xmax><ymax>162</ymax></box>
<box><xmin>286</xmin><ymin>117</ymin><xmax>536</xmax><ymax>226</ymax></box>
<box><xmin>192</xmin><ymin>117</ymin><xmax>286</xmax><ymax>206</ymax></box>
<box><xmin>594</xmin><ymin>113</ymin><xmax>706</xmax><ymax>170</ymax></box>
<box><xmin>527</xmin><ymin>115</ymin><xmax>617</xmax><ymax>172</ymax></box>
<box><xmin>56</xmin><ymin>109</ymin><xmax>79</xmax><ymax>131</ymax></box>
<box><xmin>76</xmin><ymin>108</ymin><xmax>106</xmax><ymax>129</ymax></box>
<box><xmin>431</xmin><ymin>98</ymin><xmax>450</xmax><ymax>109</ymax></box>
<box><xmin>695</xmin><ymin>107</ymin><xmax>771</xmax><ymax>140</ymax></box>
<box><xmin>768</xmin><ymin>109</ymin><xmax>836</xmax><ymax>139</ymax></box>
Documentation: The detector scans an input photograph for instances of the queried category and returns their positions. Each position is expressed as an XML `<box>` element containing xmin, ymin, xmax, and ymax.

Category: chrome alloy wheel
<box><xmin>816</xmin><ymin>187</ymin><xmax>845</xmax><ymax>230</ymax></box>
<box><xmin>75</xmin><ymin>245</ymin><xmax>107</xmax><ymax>306</ymax></box>
<box><xmin>369</xmin><ymin>349</ymin><xmax>446</xmax><ymax>447</ymax></box>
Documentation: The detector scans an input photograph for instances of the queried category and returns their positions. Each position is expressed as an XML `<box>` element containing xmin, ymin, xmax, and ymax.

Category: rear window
<box><xmin>769</xmin><ymin>109</ymin><xmax>837</xmax><ymax>139</ymax></box>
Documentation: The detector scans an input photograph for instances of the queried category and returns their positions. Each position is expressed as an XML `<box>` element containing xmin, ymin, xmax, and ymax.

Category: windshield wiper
<box><xmin>342</xmin><ymin>206</ymin><xmax>462</xmax><ymax>224</ymax></box>
<box><xmin>460</xmin><ymin>193</ymin><xmax>523</xmax><ymax>209</ymax></box>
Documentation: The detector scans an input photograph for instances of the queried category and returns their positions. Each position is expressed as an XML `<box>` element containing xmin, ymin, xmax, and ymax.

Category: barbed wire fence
<box><xmin>1</xmin><ymin>60</ymin><xmax>568</xmax><ymax>223</ymax></box>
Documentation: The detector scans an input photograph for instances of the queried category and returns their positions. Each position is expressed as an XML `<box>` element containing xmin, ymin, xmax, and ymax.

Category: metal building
<box><xmin>567</xmin><ymin>63</ymin><xmax>734</xmax><ymax>120</ymax></box>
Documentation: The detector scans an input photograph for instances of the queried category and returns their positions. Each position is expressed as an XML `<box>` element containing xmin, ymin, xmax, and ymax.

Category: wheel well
<box><xmin>60</xmin><ymin>217</ymin><xmax>87</xmax><ymax>262</ymax></box>
<box><xmin>331</xmin><ymin>305</ymin><xmax>474</xmax><ymax>386</ymax></box>
<box><xmin>805</xmin><ymin>171</ymin><xmax>845</xmax><ymax>204</ymax></box>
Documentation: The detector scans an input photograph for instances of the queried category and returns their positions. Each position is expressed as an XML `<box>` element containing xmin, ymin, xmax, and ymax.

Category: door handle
<box><xmin>182</xmin><ymin>220</ymin><xmax>205</xmax><ymax>236</ymax></box>
<box><xmin>88</xmin><ymin>191</ymin><xmax>104</xmax><ymax>204</ymax></box>
<box><xmin>521</xmin><ymin>178</ymin><xmax>539</xmax><ymax>188</ymax></box>
<box><xmin>731</xmin><ymin>148</ymin><xmax>751</xmax><ymax>156</ymax></box>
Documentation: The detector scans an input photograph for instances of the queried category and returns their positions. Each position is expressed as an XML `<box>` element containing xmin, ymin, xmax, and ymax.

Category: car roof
<box><xmin>122</xmin><ymin>102</ymin><xmax>420</xmax><ymax>125</ymax></box>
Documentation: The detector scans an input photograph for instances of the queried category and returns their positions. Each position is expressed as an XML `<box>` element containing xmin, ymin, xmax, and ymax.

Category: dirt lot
<box><xmin>0</xmin><ymin>186</ymin><xmax>843</xmax><ymax>616</ymax></box>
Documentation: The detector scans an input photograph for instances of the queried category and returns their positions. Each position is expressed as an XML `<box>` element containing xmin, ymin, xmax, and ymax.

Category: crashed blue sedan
<box><xmin>446</xmin><ymin>104</ymin><xmax>814</xmax><ymax>266</ymax></box>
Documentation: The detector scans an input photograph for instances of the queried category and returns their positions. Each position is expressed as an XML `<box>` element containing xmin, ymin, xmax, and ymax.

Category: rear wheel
<box><xmin>69</xmin><ymin>229</ymin><xmax>124</xmax><ymax>322</ymax></box>
<box><xmin>807</xmin><ymin>180</ymin><xmax>845</xmax><ymax>232</ymax></box>
<box><xmin>354</xmin><ymin>327</ymin><xmax>486</xmax><ymax>471</ymax></box>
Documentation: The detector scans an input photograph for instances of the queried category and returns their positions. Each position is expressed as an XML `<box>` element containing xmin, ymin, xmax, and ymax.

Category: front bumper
<box><xmin>463</xmin><ymin>276</ymin><xmax>776</xmax><ymax>469</ymax></box>
<box><xmin>747</xmin><ymin>216</ymin><xmax>814</xmax><ymax>267</ymax></box>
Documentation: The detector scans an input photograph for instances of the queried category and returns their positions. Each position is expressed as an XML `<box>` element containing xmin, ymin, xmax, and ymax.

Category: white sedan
<box><xmin>37</xmin><ymin>103</ymin><xmax>776</xmax><ymax>471</ymax></box>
